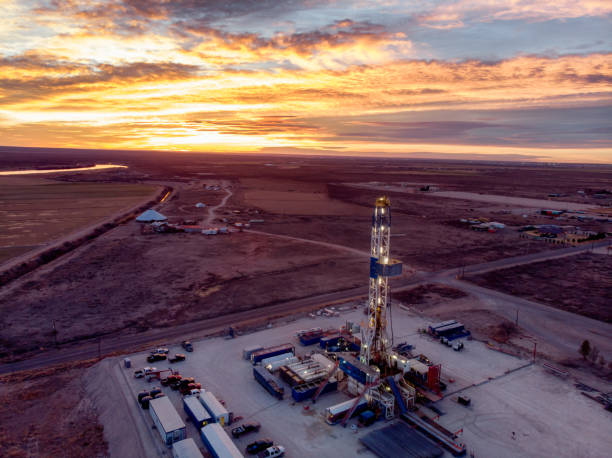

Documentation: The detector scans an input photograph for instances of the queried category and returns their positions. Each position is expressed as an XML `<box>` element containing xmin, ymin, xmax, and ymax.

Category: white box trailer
<box><xmin>200</xmin><ymin>423</ymin><xmax>243</xmax><ymax>458</ymax></box>
<box><xmin>172</xmin><ymin>438</ymin><xmax>204</xmax><ymax>458</ymax></box>
<box><xmin>243</xmin><ymin>345</ymin><xmax>263</xmax><ymax>360</ymax></box>
<box><xmin>200</xmin><ymin>392</ymin><xmax>231</xmax><ymax>425</ymax></box>
<box><xmin>311</xmin><ymin>353</ymin><xmax>336</xmax><ymax>371</ymax></box>
<box><xmin>149</xmin><ymin>396</ymin><xmax>187</xmax><ymax>445</ymax></box>
<box><xmin>260</xmin><ymin>352</ymin><xmax>294</xmax><ymax>367</ymax></box>
<box><xmin>265</xmin><ymin>355</ymin><xmax>299</xmax><ymax>372</ymax></box>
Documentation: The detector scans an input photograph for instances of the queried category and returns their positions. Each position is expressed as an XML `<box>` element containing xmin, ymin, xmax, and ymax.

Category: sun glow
<box><xmin>0</xmin><ymin>0</ymin><xmax>610</xmax><ymax>162</ymax></box>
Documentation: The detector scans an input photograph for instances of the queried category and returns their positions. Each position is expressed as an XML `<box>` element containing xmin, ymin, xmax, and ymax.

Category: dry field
<box><xmin>467</xmin><ymin>253</ymin><xmax>612</xmax><ymax>323</ymax></box>
<box><xmin>247</xmin><ymin>182</ymin><xmax>560</xmax><ymax>271</ymax></box>
<box><xmin>0</xmin><ymin>176</ymin><xmax>158</xmax><ymax>264</ymax></box>
<box><xmin>0</xmin><ymin>361</ymin><xmax>107</xmax><ymax>458</ymax></box>
<box><xmin>0</xmin><ymin>223</ymin><xmax>366</xmax><ymax>359</ymax></box>
<box><xmin>1</xmin><ymin>151</ymin><xmax>610</xmax><ymax>359</ymax></box>
<box><xmin>240</xmin><ymin>177</ymin><xmax>364</xmax><ymax>216</ymax></box>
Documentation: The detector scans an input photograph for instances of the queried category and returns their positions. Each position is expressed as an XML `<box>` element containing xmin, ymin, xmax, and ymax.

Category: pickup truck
<box><xmin>147</xmin><ymin>353</ymin><xmax>167</xmax><ymax>363</ymax></box>
<box><xmin>169</xmin><ymin>353</ymin><xmax>186</xmax><ymax>363</ymax></box>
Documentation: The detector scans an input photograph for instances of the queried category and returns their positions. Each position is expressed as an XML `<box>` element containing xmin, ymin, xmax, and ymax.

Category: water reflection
<box><xmin>0</xmin><ymin>164</ymin><xmax>127</xmax><ymax>175</ymax></box>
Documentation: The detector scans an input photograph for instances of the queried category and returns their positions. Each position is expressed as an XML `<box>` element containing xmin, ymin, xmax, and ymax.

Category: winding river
<box><xmin>0</xmin><ymin>164</ymin><xmax>127</xmax><ymax>176</ymax></box>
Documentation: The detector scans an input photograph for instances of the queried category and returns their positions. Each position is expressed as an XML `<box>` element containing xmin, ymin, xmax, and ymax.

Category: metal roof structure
<box><xmin>200</xmin><ymin>423</ymin><xmax>243</xmax><ymax>458</ymax></box>
<box><xmin>136</xmin><ymin>209</ymin><xmax>167</xmax><ymax>222</ymax></box>
<box><xmin>150</xmin><ymin>396</ymin><xmax>185</xmax><ymax>433</ymax></box>
<box><xmin>172</xmin><ymin>438</ymin><xmax>204</xmax><ymax>458</ymax></box>
<box><xmin>360</xmin><ymin>422</ymin><xmax>443</xmax><ymax>458</ymax></box>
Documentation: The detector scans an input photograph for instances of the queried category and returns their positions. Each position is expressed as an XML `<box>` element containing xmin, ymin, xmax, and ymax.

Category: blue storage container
<box><xmin>253</xmin><ymin>366</ymin><xmax>284</xmax><ymax>399</ymax></box>
<box><xmin>319</xmin><ymin>335</ymin><xmax>340</xmax><ymax>349</ymax></box>
<box><xmin>183</xmin><ymin>396</ymin><xmax>212</xmax><ymax>429</ymax></box>
<box><xmin>291</xmin><ymin>380</ymin><xmax>337</xmax><ymax>402</ymax></box>
<box><xmin>299</xmin><ymin>334</ymin><xmax>322</xmax><ymax>346</ymax></box>
<box><xmin>251</xmin><ymin>344</ymin><xmax>295</xmax><ymax>364</ymax></box>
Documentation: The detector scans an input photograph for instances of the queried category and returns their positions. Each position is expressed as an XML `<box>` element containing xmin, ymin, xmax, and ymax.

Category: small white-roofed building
<box><xmin>199</xmin><ymin>392</ymin><xmax>231</xmax><ymax>425</ymax></box>
<box><xmin>149</xmin><ymin>396</ymin><xmax>186</xmax><ymax>445</ymax></box>
<box><xmin>200</xmin><ymin>423</ymin><xmax>243</xmax><ymax>458</ymax></box>
<box><xmin>172</xmin><ymin>438</ymin><xmax>204</xmax><ymax>458</ymax></box>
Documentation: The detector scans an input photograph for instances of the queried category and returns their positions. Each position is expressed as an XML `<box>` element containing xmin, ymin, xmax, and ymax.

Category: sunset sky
<box><xmin>1</xmin><ymin>0</ymin><xmax>611</xmax><ymax>162</ymax></box>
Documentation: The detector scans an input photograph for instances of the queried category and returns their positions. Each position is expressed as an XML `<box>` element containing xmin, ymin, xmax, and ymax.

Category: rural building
<box><xmin>195</xmin><ymin>202</ymin><xmax>206</xmax><ymax>208</ymax></box>
<box><xmin>136</xmin><ymin>209</ymin><xmax>167</xmax><ymax>223</ymax></box>
<box><xmin>172</xmin><ymin>438</ymin><xmax>204</xmax><ymax>458</ymax></box>
<box><xmin>182</xmin><ymin>225</ymin><xmax>203</xmax><ymax>233</ymax></box>
<box><xmin>149</xmin><ymin>396</ymin><xmax>187</xmax><ymax>445</ymax></box>
<box><xmin>519</xmin><ymin>226</ymin><xmax>597</xmax><ymax>246</ymax></box>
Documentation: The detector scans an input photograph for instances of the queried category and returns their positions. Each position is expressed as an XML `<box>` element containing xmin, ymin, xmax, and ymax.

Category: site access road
<box><xmin>1</xmin><ymin>239</ymin><xmax>609</xmax><ymax>376</ymax></box>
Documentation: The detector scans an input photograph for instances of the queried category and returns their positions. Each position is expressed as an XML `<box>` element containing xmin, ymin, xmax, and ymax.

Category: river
<box><xmin>0</xmin><ymin>164</ymin><xmax>127</xmax><ymax>176</ymax></box>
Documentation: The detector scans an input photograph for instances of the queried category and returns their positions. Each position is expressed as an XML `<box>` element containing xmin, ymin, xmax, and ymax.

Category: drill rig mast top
<box><xmin>360</xmin><ymin>196</ymin><xmax>402</xmax><ymax>366</ymax></box>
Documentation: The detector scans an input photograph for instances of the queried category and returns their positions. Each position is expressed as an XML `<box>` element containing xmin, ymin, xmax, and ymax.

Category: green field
<box><xmin>0</xmin><ymin>177</ymin><xmax>158</xmax><ymax>264</ymax></box>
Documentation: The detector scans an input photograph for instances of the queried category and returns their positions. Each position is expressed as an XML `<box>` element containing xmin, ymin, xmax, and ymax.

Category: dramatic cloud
<box><xmin>419</xmin><ymin>0</ymin><xmax>612</xmax><ymax>29</ymax></box>
<box><xmin>0</xmin><ymin>0</ymin><xmax>611</xmax><ymax>161</ymax></box>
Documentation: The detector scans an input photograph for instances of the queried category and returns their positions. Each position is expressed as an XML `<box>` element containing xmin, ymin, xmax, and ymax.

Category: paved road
<box><xmin>0</xmin><ymin>283</ymin><xmax>376</xmax><ymax>375</ymax></box>
<box><xmin>0</xmin><ymin>227</ymin><xmax>608</xmax><ymax>375</ymax></box>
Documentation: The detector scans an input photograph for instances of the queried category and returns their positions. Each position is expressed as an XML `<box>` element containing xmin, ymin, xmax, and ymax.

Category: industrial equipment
<box><xmin>361</xmin><ymin>196</ymin><xmax>402</xmax><ymax>366</ymax></box>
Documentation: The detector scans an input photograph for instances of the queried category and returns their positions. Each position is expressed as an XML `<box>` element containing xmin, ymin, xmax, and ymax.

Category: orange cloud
<box><xmin>1</xmin><ymin>51</ymin><xmax>610</xmax><ymax>160</ymax></box>
<box><xmin>1</xmin><ymin>0</ymin><xmax>610</xmax><ymax>161</ymax></box>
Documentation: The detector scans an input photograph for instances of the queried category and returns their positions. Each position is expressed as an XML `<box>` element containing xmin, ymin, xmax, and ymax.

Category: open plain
<box><xmin>0</xmin><ymin>175</ymin><xmax>159</xmax><ymax>264</ymax></box>
<box><xmin>0</xmin><ymin>148</ymin><xmax>610</xmax><ymax>458</ymax></box>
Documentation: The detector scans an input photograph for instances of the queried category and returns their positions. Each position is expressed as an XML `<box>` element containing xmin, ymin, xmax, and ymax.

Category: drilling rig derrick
<box><xmin>360</xmin><ymin>196</ymin><xmax>402</xmax><ymax>367</ymax></box>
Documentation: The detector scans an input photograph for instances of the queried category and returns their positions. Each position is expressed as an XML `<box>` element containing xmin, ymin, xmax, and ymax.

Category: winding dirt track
<box><xmin>203</xmin><ymin>182</ymin><xmax>233</xmax><ymax>226</ymax></box>
<box><xmin>245</xmin><ymin>229</ymin><xmax>371</xmax><ymax>258</ymax></box>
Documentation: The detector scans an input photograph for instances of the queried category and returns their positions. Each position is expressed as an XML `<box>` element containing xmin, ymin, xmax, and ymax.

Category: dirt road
<box><xmin>437</xmin><ymin>240</ymin><xmax>610</xmax><ymax>277</ymax></box>
<box><xmin>431</xmin><ymin>190</ymin><xmax>596</xmax><ymax>212</ymax></box>
<box><xmin>203</xmin><ymin>182</ymin><xmax>232</xmax><ymax>226</ymax></box>
<box><xmin>245</xmin><ymin>229</ymin><xmax>372</xmax><ymax>258</ymax></box>
<box><xmin>441</xmin><ymin>277</ymin><xmax>612</xmax><ymax>358</ymax></box>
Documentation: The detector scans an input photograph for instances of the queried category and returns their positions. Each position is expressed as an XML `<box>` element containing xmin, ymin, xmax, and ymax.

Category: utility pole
<box><xmin>52</xmin><ymin>319</ymin><xmax>57</xmax><ymax>347</ymax></box>
<box><xmin>515</xmin><ymin>309</ymin><xmax>519</xmax><ymax>327</ymax></box>
<box><xmin>533</xmin><ymin>340</ymin><xmax>537</xmax><ymax>362</ymax></box>
<box><xmin>97</xmin><ymin>337</ymin><xmax>102</xmax><ymax>360</ymax></box>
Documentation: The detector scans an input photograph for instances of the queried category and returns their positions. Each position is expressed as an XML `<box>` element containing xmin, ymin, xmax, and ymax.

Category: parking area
<box><xmin>99</xmin><ymin>305</ymin><xmax>611</xmax><ymax>458</ymax></box>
